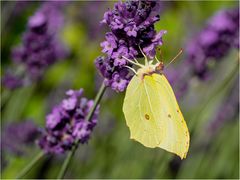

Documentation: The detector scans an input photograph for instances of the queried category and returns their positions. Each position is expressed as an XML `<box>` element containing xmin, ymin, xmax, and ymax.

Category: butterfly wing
<box><xmin>123</xmin><ymin>75</ymin><xmax>165</xmax><ymax>148</ymax></box>
<box><xmin>123</xmin><ymin>73</ymin><xmax>190</xmax><ymax>159</ymax></box>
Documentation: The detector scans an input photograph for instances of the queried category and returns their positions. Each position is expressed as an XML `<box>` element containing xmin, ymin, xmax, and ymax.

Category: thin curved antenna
<box><xmin>165</xmin><ymin>49</ymin><xmax>183</xmax><ymax>68</ymax></box>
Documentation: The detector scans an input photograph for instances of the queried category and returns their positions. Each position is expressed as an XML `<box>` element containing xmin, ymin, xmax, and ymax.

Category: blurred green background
<box><xmin>1</xmin><ymin>1</ymin><xmax>239</xmax><ymax>179</ymax></box>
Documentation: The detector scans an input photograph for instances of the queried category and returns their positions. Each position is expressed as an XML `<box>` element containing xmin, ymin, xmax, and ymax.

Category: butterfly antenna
<box><xmin>165</xmin><ymin>49</ymin><xmax>183</xmax><ymax>68</ymax></box>
<box><xmin>138</xmin><ymin>45</ymin><xmax>148</xmax><ymax>66</ymax></box>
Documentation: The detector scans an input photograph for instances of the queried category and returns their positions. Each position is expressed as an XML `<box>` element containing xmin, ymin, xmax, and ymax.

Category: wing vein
<box><xmin>138</xmin><ymin>86</ymin><xmax>147</xmax><ymax>131</ymax></box>
<box><xmin>143</xmin><ymin>79</ymin><xmax>161</xmax><ymax>145</ymax></box>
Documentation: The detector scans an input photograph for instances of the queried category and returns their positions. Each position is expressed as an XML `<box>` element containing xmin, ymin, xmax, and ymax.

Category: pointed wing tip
<box><xmin>179</xmin><ymin>151</ymin><xmax>188</xmax><ymax>160</ymax></box>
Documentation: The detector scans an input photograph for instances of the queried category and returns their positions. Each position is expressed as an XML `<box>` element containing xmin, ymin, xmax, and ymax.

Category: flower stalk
<box><xmin>16</xmin><ymin>151</ymin><xmax>45</xmax><ymax>179</ymax></box>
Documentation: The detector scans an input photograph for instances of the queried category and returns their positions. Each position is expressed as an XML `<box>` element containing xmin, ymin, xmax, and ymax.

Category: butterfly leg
<box><xmin>155</xmin><ymin>55</ymin><xmax>160</xmax><ymax>63</ymax></box>
<box><xmin>122</xmin><ymin>56</ymin><xmax>144</xmax><ymax>68</ymax></box>
<box><xmin>124</xmin><ymin>66</ymin><xmax>137</xmax><ymax>75</ymax></box>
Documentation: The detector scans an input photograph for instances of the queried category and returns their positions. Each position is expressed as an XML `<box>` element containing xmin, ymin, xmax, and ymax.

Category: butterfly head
<box><xmin>155</xmin><ymin>61</ymin><xmax>164</xmax><ymax>72</ymax></box>
<box><xmin>123</xmin><ymin>47</ymin><xmax>183</xmax><ymax>80</ymax></box>
<box><xmin>135</xmin><ymin>61</ymin><xmax>164</xmax><ymax>80</ymax></box>
<box><xmin>123</xmin><ymin>49</ymin><xmax>165</xmax><ymax>80</ymax></box>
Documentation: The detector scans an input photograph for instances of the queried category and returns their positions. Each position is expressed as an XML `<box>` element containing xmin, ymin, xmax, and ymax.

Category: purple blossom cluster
<box><xmin>186</xmin><ymin>8</ymin><xmax>239</xmax><ymax>80</ymax></box>
<box><xmin>207</xmin><ymin>77</ymin><xmax>239</xmax><ymax>134</ymax></box>
<box><xmin>38</xmin><ymin>89</ymin><xmax>99</xmax><ymax>154</ymax></box>
<box><xmin>1</xmin><ymin>72</ymin><xmax>23</xmax><ymax>90</ymax></box>
<box><xmin>95</xmin><ymin>0</ymin><xmax>166</xmax><ymax>92</ymax></box>
<box><xmin>1</xmin><ymin>120</ymin><xmax>39</xmax><ymax>155</ymax></box>
<box><xmin>9</xmin><ymin>1</ymin><xmax>67</xmax><ymax>82</ymax></box>
<box><xmin>165</xmin><ymin>7</ymin><xmax>239</xmax><ymax>99</ymax></box>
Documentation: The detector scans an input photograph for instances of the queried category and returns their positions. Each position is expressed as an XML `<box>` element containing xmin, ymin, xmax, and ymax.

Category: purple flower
<box><xmin>95</xmin><ymin>0</ymin><xmax>166</xmax><ymax>92</ymax></box>
<box><xmin>124</xmin><ymin>22</ymin><xmax>138</xmax><ymax>37</ymax></box>
<box><xmin>198</xmin><ymin>29</ymin><xmax>218</xmax><ymax>46</ymax></box>
<box><xmin>72</xmin><ymin>121</ymin><xmax>91</xmax><ymax>143</ymax></box>
<box><xmin>209</xmin><ymin>10</ymin><xmax>236</xmax><ymax>32</ymax></box>
<box><xmin>153</xmin><ymin>30</ymin><xmax>167</xmax><ymax>45</ymax></box>
<box><xmin>186</xmin><ymin>8</ymin><xmax>239</xmax><ymax>79</ymax></box>
<box><xmin>143</xmin><ymin>44</ymin><xmax>156</xmax><ymax>59</ymax></box>
<box><xmin>38</xmin><ymin>89</ymin><xmax>99</xmax><ymax>154</ymax></box>
<box><xmin>46</xmin><ymin>107</ymin><xmax>62</xmax><ymax>129</ymax></box>
<box><xmin>1</xmin><ymin>120</ymin><xmax>39</xmax><ymax>155</ymax></box>
<box><xmin>8</xmin><ymin>1</ymin><xmax>68</xmax><ymax>85</ymax></box>
<box><xmin>144</xmin><ymin>30</ymin><xmax>167</xmax><ymax>58</ymax></box>
<box><xmin>100</xmin><ymin>32</ymin><xmax>117</xmax><ymax>56</ymax></box>
<box><xmin>111</xmin><ymin>73</ymin><xmax>129</xmax><ymax>92</ymax></box>
<box><xmin>112</xmin><ymin>46</ymin><xmax>129</xmax><ymax>67</ymax></box>
<box><xmin>62</xmin><ymin>98</ymin><xmax>77</xmax><ymax>111</ymax></box>
<box><xmin>28</xmin><ymin>12</ymin><xmax>46</xmax><ymax>30</ymax></box>
<box><xmin>166</xmin><ymin>7</ymin><xmax>239</xmax><ymax>99</ymax></box>
<box><xmin>111</xmin><ymin>18</ymin><xmax>124</xmax><ymax>30</ymax></box>
<box><xmin>1</xmin><ymin>73</ymin><xmax>23</xmax><ymax>90</ymax></box>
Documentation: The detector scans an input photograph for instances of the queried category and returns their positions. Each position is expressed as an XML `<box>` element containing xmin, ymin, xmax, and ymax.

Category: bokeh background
<box><xmin>1</xmin><ymin>1</ymin><xmax>239</xmax><ymax>179</ymax></box>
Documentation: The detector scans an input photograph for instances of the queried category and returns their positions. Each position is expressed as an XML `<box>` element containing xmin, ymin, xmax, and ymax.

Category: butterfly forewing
<box><xmin>123</xmin><ymin>73</ymin><xmax>190</xmax><ymax>159</ymax></box>
<box><xmin>123</xmin><ymin>75</ymin><xmax>165</xmax><ymax>148</ymax></box>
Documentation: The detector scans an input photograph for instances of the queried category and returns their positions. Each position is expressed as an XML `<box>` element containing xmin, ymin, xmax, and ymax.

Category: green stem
<box><xmin>1</xmin><ymin>89</ymin><xmax>11</xmax><ymax>108</ymax></box>
<box><xmin>57</xmin><ymin>82</ymin><xmax>107</xmax><ymax>179</ymax></box>
<box><xmin>57</xmin><ymin>144</ymin><xmax>78</xmax><ymax>179</ymax></box>
<box><xmin>1</xmin><ymin>1</ymin><xmax>16</xmax><ymax>32</ymax></box>
<box><xmin>86</xmin><ymin>83</ymin><xmax>107</xmax><ymax>122</ymax></box>
<box><xmin>16</xmin><ymin>151</ymin><xmax>45</xmax><ymax>179</ymax></box>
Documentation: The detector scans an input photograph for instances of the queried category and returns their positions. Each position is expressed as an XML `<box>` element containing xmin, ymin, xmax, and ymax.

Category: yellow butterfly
<box><xmin>122</xmin><ymin>49</ymin><xmax>190</xmax><ymax>159</ymax></box>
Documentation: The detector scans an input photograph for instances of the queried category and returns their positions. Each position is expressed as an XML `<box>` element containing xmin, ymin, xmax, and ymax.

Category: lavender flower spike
<box><xmin>95</xmin><ymin>0</ymin><xmax>166</xmax><ymax>92</ymax></box>
<box><xmin>1</xmin><ymin>120</ymin><xmax>39</xmax><ymax>155</ymax></box>
<box><xmin>1</xmin><ymin>72</ymin><xmax>23</xmax><ymax>90</ymax></box>
<box><xmin>9</xmin><ymin>1</ymin><xmax>68</xmax><ymax>84</ymax></box>
<box><xmin>186</xmin><ymin>8</ymin><xmax>239</xmax><ymax>79</ymax></box>
<box><xmin>164</xmin><ymin>7</ymin><xmax>239</xmax><ymax>99</ymax></box>
<box><xmin>38</xmin><ymin>89</ymin><xmax>99</xmax><ymax>154</ymax></box>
